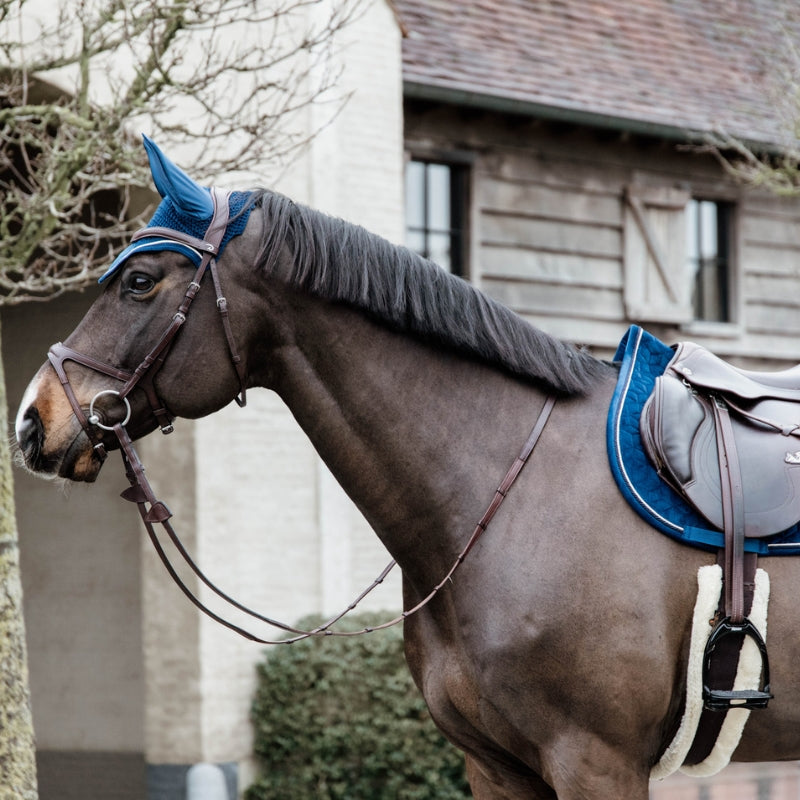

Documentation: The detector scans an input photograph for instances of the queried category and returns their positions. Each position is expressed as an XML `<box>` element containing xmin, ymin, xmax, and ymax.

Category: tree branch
<box><xmin>0</xmin><ymin>0</ymin><xmax>365</xmax><ymax>304</ymax></box>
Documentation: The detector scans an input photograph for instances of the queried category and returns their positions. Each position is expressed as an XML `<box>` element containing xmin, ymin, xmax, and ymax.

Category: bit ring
<box><xmin>88</xmin><ymin>389</ymin><xmax>131</xmax><ymax>431</ymax></box>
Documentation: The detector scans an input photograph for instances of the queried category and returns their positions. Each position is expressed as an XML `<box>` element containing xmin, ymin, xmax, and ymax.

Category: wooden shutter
<box><xmin>623</xmin><ymin>185</ymin><xmax>691</xmax><ymax>323</ymax></box>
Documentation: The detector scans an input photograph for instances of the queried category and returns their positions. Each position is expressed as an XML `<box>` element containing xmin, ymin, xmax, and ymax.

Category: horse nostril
<box><xmin>16</xmin><ymin>407</ymin><xmax>44</xmax><ymax>464</ymax></box>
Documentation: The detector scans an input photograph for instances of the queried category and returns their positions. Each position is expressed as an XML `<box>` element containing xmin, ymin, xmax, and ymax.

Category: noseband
<box><xmin>45</xmin><ymin>190</ymin><xmax>557</xmax><ymax>643</ymax></box>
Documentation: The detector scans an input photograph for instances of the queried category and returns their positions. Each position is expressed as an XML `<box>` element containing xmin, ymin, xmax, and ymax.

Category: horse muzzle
<box><xmin>15</xmin><ymin>366</ymin><xmax>108</xmax><ymax>482</ymax></box>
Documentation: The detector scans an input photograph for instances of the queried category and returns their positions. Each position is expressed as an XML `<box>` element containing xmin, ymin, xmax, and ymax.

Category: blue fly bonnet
<box><xmin>99</xmin><ymin>135</ymin><xmax>254</xmax><ymax>283</ymax></box>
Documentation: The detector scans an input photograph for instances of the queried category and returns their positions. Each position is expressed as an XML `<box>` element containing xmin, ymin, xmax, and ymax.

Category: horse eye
<box><xmin>127</xmin><ymin>273</ymin><xmax>156</xmax><ymax>295</ymax></box>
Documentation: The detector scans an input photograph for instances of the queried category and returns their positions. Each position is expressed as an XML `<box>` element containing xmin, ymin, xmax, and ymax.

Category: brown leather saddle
<box><xmin>640</xmin><ymin>341</ymin><xmax>800</xmax><ymax>711</ymax></box>
<box><xmin>642</xmin><ymin>342</ymin><xmax>800</xmax><ymax>540</ymax></box>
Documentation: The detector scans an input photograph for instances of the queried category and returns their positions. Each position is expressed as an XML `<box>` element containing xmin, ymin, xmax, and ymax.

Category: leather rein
<box><xmin>47</xmin><ymin>189</ymin><xmax>557</xmax><ymax>644</ymax></box>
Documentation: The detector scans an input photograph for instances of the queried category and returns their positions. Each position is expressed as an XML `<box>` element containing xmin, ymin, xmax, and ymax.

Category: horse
<box><xmin>15</xmin><ymin>138</ymin><xmax>800</xmax><ymax>799</ymax></box>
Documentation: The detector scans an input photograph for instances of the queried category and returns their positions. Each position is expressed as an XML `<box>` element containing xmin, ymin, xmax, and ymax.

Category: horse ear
<box><xmin>141</xmin><ymin>134</ymin><xmax>214</xmax><ymax>219</ymax></box>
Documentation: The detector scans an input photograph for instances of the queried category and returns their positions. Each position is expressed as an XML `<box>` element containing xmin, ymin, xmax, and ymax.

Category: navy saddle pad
<box><xmin>606</xmin><ymin>325</ymin><xmax>800</xmax><ymax>556</ymax></box>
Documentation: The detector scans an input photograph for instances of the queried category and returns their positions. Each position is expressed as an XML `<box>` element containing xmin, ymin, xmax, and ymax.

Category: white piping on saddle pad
<box><xmin>650</xmin><ymin>564</ymin><xmax>770</xmax><ymax>781</ymax></box>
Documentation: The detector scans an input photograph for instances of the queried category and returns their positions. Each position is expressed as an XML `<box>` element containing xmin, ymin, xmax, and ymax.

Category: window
<box><xmin>623</xmin><ymin>185</ymin><xmax>692</xmax><ymax>323</ymax></box>
<box><xmin>623</xmin><ymin>185</ymin><xmax>736</xmax><ymax>327</ymax></box>
<box><xmin>686</xmin><ymin>199</ymin><xmax>733</xmax><ymax>323</ymax></box>
<box><xmin>404</xmin><ymin>159</ymin><xmax>468</xmax><ymax>276</ymax></box>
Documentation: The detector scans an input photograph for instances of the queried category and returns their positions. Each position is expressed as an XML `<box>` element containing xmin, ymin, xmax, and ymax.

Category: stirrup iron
<box><xmin>702</xmin><ymin>616</ymin><xmax>772</xmax><ymax>711</ymax></box>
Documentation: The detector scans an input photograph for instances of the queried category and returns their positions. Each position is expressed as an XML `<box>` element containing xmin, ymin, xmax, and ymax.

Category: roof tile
<box><xmin>394</xmin><ymin>0</ymin><xmax>800</xmax><ymax>146</ymax></box>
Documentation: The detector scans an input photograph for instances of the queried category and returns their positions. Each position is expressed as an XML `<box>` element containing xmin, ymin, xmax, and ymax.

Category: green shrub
<box><xmin>245</xmin><ymin>612</ymin><xmax>471</xmax><ymax>800</ymax></box>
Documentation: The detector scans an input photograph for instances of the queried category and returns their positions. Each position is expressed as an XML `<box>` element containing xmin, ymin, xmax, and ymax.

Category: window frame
<box><xmin>685</xmin><ymin>197</ymin><xmax>735</xmax><ymax>325</ymax></box>
<box><xmin>404</xmin><ymin>148</ymin><xmax>473</xmax><ymax>279</ymax></box>
<box><xmin>682</xmin><ymin>191</ymin><xmax>742</xmax><ymax>338</ymax></box>
<box><xmin>622</xmin><ymin>179</ymin><xmax>742</xmax><ymax>337</ymax></box>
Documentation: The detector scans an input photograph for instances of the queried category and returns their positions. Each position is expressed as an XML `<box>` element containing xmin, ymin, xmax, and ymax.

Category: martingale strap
<box><xmin>48</xmin><ymin>181</ymin><xmax>556</xmax><ymax>643</ymax></box>
<box><xmin>114</xmin><ymin>395</ymin><xmax>557</xmax><ymax>644</ymax></box>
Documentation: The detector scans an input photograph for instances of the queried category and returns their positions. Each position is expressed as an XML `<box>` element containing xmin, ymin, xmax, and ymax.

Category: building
<box><xmin>399</xmin><ymin>0</ymin><xmax>800</xmax><ymax>360</ymax></box>
<box><xmin>4</xmin><ymin>1</ymin><xmax>800</xmax><ymax>797</ymax></box>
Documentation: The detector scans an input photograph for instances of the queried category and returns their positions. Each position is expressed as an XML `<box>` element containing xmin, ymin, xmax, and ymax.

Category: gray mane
<box><xmin>250</xmin><ymin>189</ymin><xmax>605</xmax><ymax>395</ymax></box>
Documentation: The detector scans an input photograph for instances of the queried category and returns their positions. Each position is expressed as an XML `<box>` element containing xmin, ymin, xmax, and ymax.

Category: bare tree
<box><xmin>701</xmin><ymin>10</ymin><xmax>800</xmax><ymax>196</ymax></box>
<box><xmin>0</xmin><ymin>0</ymin><xmax>363</xmax><ymax>303</ymax></box>
<box><xmin>0</xmin><ymin>350</ymin><xmax>37</xmax><ymax>800</ymax></box>
<box><xmin>0</xmin><ymin>1</ymin><xmax>362</xmax><ymax>794</ymax></box>
<box><xmin>704</xmin><ymin>135</ymin><xmax>800</xmax><ymax>197</ymax></box>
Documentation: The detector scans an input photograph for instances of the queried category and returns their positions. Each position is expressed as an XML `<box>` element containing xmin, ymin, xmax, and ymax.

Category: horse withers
<box><xmin>16</xmin><ymin>138</ymin><xmax>800</xmax><ymax>799</ymax></box>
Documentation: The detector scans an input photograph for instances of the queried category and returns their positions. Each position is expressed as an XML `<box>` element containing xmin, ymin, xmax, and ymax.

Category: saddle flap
<box><xmin>641</xmin><ymin>375</ymin><xmax>707</xmax><ymax>488</ymax></box>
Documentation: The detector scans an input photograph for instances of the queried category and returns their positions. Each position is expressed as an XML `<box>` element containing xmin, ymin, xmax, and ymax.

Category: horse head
<box><xmin>15</xmin><ymin>136</ymin><xmax>261</xmax><ymax>482</ymax></box>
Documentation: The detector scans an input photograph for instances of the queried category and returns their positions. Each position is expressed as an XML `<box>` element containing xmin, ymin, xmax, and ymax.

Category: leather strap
<box><xmin>465</xmin><ymin>394</ymin><xmax>557</xmax><ymax>556</ymax></box>
<box><xmin>47</xmin><ymin>341</ymin><xmax>131</xmax><ymax>462</ymax></box>
<box><xmin>712</xmin><ymin>399</ymin><xmax>746</xmax><ymax>623</ymax></box>
<box><xmin>208</xmin><ymin>259</ymin><xmax>247</xmax><ymax>407</ymax></box>
<box><xmin>684</xmin><ymin>551</ymin><xmax>758</xmax><ymax>765</ymax></box>
<box><xmin>131</xmin><ymin>226</ymin><xmax>218</xmax><ymax>255</ymax></box>
<box><xmin>686</xmin><ymin>396</ymin><xmax>760</xmax><ymax>764</ymax></box>
<box><xmin>117</xmin><ymin>394</ymin><xmax>557</xmax><ymax>644</ymax></box>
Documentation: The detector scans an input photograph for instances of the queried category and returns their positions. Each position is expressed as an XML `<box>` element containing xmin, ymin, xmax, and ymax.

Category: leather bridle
<box><xmin>48</xmin><ymin>187</ymin><xmax>246</xmax><ymax>460</ymax></box>
<box><xmin>45</xmin><ymin>190</ymin><xmax>557</xmax><ymax>644</ymax></box>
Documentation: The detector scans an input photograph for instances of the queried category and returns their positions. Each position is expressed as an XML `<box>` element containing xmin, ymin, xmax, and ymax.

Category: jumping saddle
<box><xmin>640</xmin><ymin>341</ymin><xmax>800</xmax><ymax>711</ymax></box>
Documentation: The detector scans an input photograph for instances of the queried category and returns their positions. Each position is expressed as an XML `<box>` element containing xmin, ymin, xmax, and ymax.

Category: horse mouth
<box><xmin>16</xmin><ymin>420</ymin><xmax>104</xmax><ymax>483</ymax></box>
<box><xmin>59</xmin><ymin>432</ymin><xmax>105</xmax><ymax>482</ymax></box>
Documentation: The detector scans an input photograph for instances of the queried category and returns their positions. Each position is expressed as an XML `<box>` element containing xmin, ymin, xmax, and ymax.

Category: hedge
<box><xmin>246</xmin><ymin>613</ymin><xmax>471</xmax><ymax>800</ymax></box>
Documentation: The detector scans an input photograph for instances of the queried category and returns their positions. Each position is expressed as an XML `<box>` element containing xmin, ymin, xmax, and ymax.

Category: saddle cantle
<box><xmin>641</xmin><ymin>341</ymin><xmax>800</xmax><ymax>539</ymax></box>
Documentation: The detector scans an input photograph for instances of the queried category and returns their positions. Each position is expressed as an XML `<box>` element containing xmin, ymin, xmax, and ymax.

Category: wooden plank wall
<box><xmin>741</xmin><ymin>196</ymin><xmax>800</xmax><ymax>350</ymax></box>
<box><xmin>476</xmin><ymin>151</ymin><xmax>625</xmax><ymax>349</ymax></box>
<box><xmin>405</xmin><ymin>106</ymin><xmax>800</xmax><ymax>365</ymax></box>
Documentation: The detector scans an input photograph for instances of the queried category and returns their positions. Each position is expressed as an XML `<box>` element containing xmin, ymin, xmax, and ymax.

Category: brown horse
<box><xmin>15</xmin><ymin>140</ymin><xmax>800</xmax><ymax>799</ymax></box>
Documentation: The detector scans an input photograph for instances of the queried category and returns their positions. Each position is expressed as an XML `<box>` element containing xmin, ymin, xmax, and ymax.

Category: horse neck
<box><xmin>257</xmin><ymin>291</ymin><xmax>550</xmax><ymax>576</ymax></box>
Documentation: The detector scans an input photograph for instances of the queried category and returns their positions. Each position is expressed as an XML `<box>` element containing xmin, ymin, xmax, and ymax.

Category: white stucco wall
<box><xmin>134</xmin><ymin>0</ymin><xmax>406</xmax><ymax>780</ymax></box>
<box><xmin>6</xmin><ymin>0</ymin><xmax>405</xmax><ymax>791</ymax></box>
<box><xmin>5</xmin><ymin>292</ymin><xmax>145</xmax><ymax>755</ymax></box>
